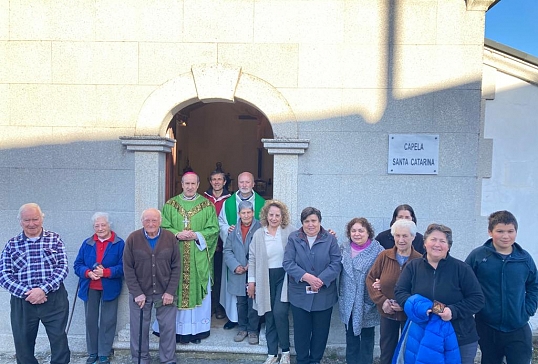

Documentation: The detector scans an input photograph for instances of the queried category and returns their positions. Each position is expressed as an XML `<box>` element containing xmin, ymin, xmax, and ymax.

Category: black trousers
<box><xmin>265</xmin><ymin>268</ymin><xmax>290</xmax><ymax>355</ymax></box>
<box><xmin>11</xmin><ymin>284</ymin><xmax>70</xmax><ymax>364</ymax></box>
<box><xmin>379</xmin><ymin>316</ymin><xmax>405</xmax><ymax>364</ymax></box>
<box><xmin>345</xmin><ymin>317</ymin><xmax>375</xmax><ymax>364</ymax></box>
<box><xmin>291</xmin><ymin>304</ymin><xmax>332</xmax><ymax>364</ymax></box>
<box><xmin>476</xmin><ymin>320</ymin><xmax>532</xmax><ymax>364</ymax></box>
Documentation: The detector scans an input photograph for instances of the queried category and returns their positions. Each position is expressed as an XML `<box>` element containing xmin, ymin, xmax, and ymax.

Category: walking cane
<box><xmin>138</xmin><ymin>306</ymin><xmax>143</xmax><ymax>364</ymax></box>
<box><xmin>66</xmin><ymin>281</ymin><xmax>79</xmax><ymax>334</ymax></box>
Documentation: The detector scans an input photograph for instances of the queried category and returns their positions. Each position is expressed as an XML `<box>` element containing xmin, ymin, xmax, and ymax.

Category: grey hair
<box><xmin>91</xmin><ymin>212</ymin><xmax>111</xmax><ymax>225</ymax></box>
<box><xmin>238</xmin><ymin>200</ymin><xmax>254</xmax><ymax>213</ymax></box>
<box><xmin>140</xmin><ymin>208</ymin><xmax>162</xmax><ymax>221</ymax></box>
<box><xmin>17</xmin><ymin>203</ymin><xmax>44</xmax><ymax>221</ymax></box>
<box><xmin>391</xmin><ymin>219</ymin><xmax>417</xmax><ymax>237</ymax></box>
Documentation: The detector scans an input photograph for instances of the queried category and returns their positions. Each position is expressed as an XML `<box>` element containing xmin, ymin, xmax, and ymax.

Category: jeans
<box><xmin>237</xmin><ymin>295</ymin><xmax>259</xmax><ymax>333</ymax></box>
<box><xmin>459</xmin><ymin>341</ymin><xmax>478</xmax><ymax>364</ymax></box>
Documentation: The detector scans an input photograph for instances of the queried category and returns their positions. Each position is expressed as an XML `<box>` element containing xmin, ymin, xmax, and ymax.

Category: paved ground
<box><xmin>0</xmin><ymin>351</ymin><xmax>348</xmax><ymax>364</ymax></box>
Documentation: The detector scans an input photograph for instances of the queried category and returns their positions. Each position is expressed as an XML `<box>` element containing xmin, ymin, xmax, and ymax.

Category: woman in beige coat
<box><xmin>248</xmin><ymin>200</ymin><xmax>294</xmax><ymax>364</ymax></box>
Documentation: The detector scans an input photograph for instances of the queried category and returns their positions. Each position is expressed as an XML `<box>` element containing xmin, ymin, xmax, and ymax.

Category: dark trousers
<box><xmin>291</xmin><ymin>304</ymin><xmax>332</xmax><ymax>364</ymax></box>
<box><xmin>265</xmin><ymin>268</ymin><xmax>290</xmax><ymax>355</ymax></box>
<box><xmin>345</xmin><ymin>317</ymin><xmax>375</xmax><ymax>364</ymax></box>
<box><xmin>476</xmin><ymin>320</ymin><xmax>532</xmax><ymax>364</ymax></box>
<box><xmin>379</xmin><ymin>316</ymin><xmax>405</xmax><ymax>364</ymax></box>
<box><xmin>459</xmin><ymin>341</ymin><xmax>478</xmax><ymax>364</ymax></box>
<box><xmin>10</xmin><ymin>284</ymin><xmax>70</xmax><ymax>364</ymax></box>
<box><xmin>211</xmin><ymin>249</ymin><xmax>224</xmax><ymax>312</ymax></box>
<box><xmin>237</xmin><ymin>295</ymin><xmax>259</xmax><ymax>333</ymax></box>
<box><xmin>84</xmin><ymin>288</ymin><xmax>119</xmax><ymax>357</ymax></box>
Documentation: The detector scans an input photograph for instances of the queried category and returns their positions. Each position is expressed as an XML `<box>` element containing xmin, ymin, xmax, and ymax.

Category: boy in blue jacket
<box><xmin>465</xmin><ymin>210</ymin><xmax>538</xmax><ymax>364</ymax></box>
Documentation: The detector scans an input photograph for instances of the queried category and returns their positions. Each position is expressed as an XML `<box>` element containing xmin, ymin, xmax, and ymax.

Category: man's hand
<box><xmin>162</xmin><ymin>292</ymin><xmax>174</xmax><ymax>306</ymax></box>
<box><xmin>176</xmin><ymin>230</ymin><xmax>197</xmax><ymax>240</ymax></box>
<box><xmin>25</xmin><ymin>288</ymin><xmax>47</xmax><ymax>305</ymax></box>
<box><xmin>134</xmin><ymin>293</ymin><xmax>146</xmax><ymax>309</ymax></box>
<box><xmin>228</xmin><ymin>225</ymin><xmax>236</xmax><ymax>233</ymax></box>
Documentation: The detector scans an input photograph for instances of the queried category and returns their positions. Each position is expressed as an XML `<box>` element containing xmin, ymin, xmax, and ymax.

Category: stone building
<box><xmin>1</xmin><ymin>0</ymin><xmax>537</xmax><ymax>355</ymax></box>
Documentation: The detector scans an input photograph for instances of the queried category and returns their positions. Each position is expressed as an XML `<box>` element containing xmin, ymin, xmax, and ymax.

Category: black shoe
<box><xmin>86</xmin><ymin>354</ymin><xmax>98</xmax><ymax>364</ymax></box>
<box><xmin>223</xmin><ymin>320</ymin><xmax>238</xmax><ymax>330</ymax></box>
<box><xmin>215</xmin><ymin>310</ymin><xmax>226</xmax><ymax>319</ymax></box>
<box><xmin>191</xmin><ymin>338</ymin><xmax>201</xmax><ymax>344</ymax></box>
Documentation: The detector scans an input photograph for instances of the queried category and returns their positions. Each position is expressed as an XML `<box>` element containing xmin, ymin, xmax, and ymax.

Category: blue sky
<box><xmin>485</xmin><ymin>0</ymin><xmax>538</xmax><ymax>57</ymax></box>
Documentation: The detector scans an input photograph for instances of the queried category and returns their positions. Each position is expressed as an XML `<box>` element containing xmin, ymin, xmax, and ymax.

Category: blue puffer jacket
<box><xmin>392</xmin><ymin>294</ymin><xmax>461</xmax><ymax>364</ymax></box>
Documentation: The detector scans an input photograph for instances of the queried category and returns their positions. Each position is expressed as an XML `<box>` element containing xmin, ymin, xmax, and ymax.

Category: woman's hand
<box><xmin>301</xmin><ymin>273</ymin><xmax>324</xmax><ymax>291</ymax></box>
<box><xmin>92</xmin><ymin>265</ymin><xmax>104</xmax><ymax>278</ymax></box>
<box><xmin>390</xmin><ymin>300</ymin><xmax>403</xmax><ymax>312</ymax></box>
<box><xmin>234</xmin><ymin>265</ymin><xmax>246</xmax><ymax>275</ymax></box>
<box><xmin>247</xmin><ymin>282</ymin><xmax>256</xmax><ymax>298</ymax></box>
<box><xmin>382</xmin><ymin>299</ymin><xmax>395</xmax><ymax>314</ymax></box>
<box><xmin>437</xmin><ymin>307</ymin><xmax>452</xmax><ymax>321</ymax></box>
<box><xmin>372</xmin><ymin>278</ymin><xmax>381</xmax><ymax>291</ymax></box>
<box><xmin>88</xmin><ymin>271</ymin><xmax>100</xmax><ymax>280</ymax></box>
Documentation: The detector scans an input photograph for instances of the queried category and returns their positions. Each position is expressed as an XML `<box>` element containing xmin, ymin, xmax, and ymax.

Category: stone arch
<box><xmin>123</xmin><ymin>63</ymin><xmax>309</xmax><ymax>226</ymax></box>
<box><xmin>134</xmin><ymin>63</ymin><xmax>298</xmax><ymax>139</ymax></box>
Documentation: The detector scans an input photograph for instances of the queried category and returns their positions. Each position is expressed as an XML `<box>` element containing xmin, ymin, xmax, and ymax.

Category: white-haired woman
<box><xmin>366</xmin><ymin>219</ymin><xmax>422</xmax><ymax>364</ymax></box>
<box><xmin>74</xmin><ymin>212</ymin><xmax>125</xmax><ymax>364</ymax></box>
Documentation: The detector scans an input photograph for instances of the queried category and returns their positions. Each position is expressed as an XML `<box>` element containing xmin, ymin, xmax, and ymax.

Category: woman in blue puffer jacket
<box><xmin>392</xmin><ymin>294</ymin><xmax>460</xmax><ymax>364</ymax></box>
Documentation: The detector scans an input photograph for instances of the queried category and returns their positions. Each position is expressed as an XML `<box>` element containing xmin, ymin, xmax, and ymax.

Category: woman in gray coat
<box><xmin>223</xmin><ymin>201</ymin><xmax>262</xmax><ymax>344</ymax></box>
<box><xmin>339</xmin><ymin>217</ymin><xmax>384</xmax><ymax>364</ymax></box>
<box><xmin>283</xmin><ymin>207</ymin><xmax>341</xmax><ymax>364</ymax></box>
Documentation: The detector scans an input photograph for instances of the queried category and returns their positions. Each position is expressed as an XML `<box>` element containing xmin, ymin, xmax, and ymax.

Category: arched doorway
<box><xmin>123</xmin><ymin>63</ymin><xmax>309</xmax><ymax>230</ymax></box>
<box><xmin>165</xmin><ymin>101</ymin><xmax>274</xmax><ymax>200</ymax></box>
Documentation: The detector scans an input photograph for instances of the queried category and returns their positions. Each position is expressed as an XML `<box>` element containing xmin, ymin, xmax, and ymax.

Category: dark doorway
<box><xmin>165</xmin><ymin>101</ymin><xmax>274</xmax><ymax>200</ymax></box>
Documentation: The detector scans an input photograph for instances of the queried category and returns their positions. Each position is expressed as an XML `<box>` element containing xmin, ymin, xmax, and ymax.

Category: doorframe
<box><xmin>121</xmin><ymin>63</ymin><xmax>309</xmax><ymax>227</ymax></box>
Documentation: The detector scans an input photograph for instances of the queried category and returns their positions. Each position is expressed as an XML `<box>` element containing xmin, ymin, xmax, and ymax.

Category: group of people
<box><xmin>0</xmin><ymin>189</ymin><xmax>536</xmax><ymax>364</ymax></box>
<box><xmin>340</xmin><ymin>205</ymin><xmax>538</xmax><ymax>364</ymax></box>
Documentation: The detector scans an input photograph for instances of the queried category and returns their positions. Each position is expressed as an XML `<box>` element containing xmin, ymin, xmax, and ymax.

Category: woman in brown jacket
<box><xmin>366</xmin><ymin>219</ymin><xmax>422</xmax><ymax>364</ymax></box>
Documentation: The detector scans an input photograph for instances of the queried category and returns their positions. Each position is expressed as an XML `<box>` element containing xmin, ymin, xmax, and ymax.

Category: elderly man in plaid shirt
<box><xmin>0</xmin><ymin>203</ymin><xmax>70</xmax><ymax>364</ymax></box>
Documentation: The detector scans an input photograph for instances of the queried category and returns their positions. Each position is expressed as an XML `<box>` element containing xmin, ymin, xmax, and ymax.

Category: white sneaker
<box><xmin>262</xmin><ymin>355</ymin><xmax>279</xmax><ymax>364</ymax></box>
<box><xmin>280</xmin><ymin>352</ymin><xmax>291</xmax><ymax>364</ymax></box>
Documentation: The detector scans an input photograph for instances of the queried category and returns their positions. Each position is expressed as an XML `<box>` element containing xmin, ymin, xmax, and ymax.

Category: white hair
<box><xmin>141</xmin><ymin>208</ymin><xmax>162</xmax><ymax>221</ymax></box>
<box><xmin>391</xmin><ymin>219</ymin><xmax>417</xmax><ymax>237</ymax></box>
<box><xmin>91</xmin><ymin>212</ymin><xmax>111</xmax><ymax>225</ymax></box>
<box><xmin>17</xmin><ymin>203</ymin><xmax>44</xmax><ymax>221</ymax></box>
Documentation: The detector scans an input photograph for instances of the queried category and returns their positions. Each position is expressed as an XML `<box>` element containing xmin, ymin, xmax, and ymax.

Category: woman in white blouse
<box><xmin>248</xmin><ymin>200</ymin><xmax>294</xmax><ymax>364</ymax></box>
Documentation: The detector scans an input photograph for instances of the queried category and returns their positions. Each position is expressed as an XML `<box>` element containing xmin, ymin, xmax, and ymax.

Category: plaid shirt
<box><xmin>0</xmin><ymin>229</ymin><xmax>69</xmax><ymax>298</ymax></box>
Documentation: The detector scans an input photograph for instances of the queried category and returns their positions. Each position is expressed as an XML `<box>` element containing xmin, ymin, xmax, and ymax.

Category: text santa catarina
<box><xmin>388</xmin><ymin>134</ymin><xmax>439</xmax><ymax>175</ymax></box>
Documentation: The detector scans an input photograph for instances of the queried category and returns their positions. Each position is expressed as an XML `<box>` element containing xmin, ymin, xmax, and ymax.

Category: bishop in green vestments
<box><xmin>153</xmin><ymin>172</ymin><xmax>219</xmax><ymax>344</ymax></box>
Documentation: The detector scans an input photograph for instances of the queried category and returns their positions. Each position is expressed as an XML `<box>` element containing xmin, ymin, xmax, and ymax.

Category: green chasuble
<box><xmin>161</xmin><ymin>194</ymin><xmax>219</xmax><ymax>309</ymax></box>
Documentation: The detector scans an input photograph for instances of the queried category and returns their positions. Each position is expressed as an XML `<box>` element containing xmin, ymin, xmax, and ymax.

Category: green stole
<box><xmin>224</xmin><ymin>191</ymin><xmax>265</xmax><ymax>222</ymax></box>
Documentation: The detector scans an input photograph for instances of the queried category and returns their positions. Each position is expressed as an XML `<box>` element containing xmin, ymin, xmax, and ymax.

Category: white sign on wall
<box><xmin>388</xmin><ymin>134</ymin><xmax>439</xmax><ymax>174</ymax></box>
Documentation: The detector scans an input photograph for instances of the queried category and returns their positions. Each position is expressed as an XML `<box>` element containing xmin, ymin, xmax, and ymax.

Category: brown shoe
<box><xmin>248</xmin><ymin>332</ymin><xmax>259</xmax><ymax>345</ymax></box>
<box><xmin>234</xmin><ymin>331</ymin><xmax>248</xmax><ymax>342</ymax></box>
